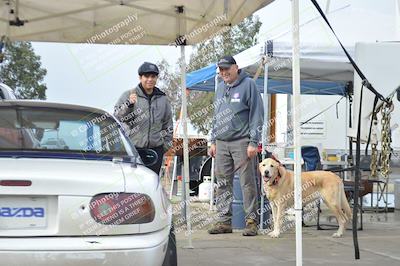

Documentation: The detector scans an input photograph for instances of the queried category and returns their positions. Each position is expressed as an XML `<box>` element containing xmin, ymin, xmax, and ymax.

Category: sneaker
<box><xmin>242</xmin><ymin>219</ymin><xmax>258</xmax><ymax>236</ymax></box>
<box><xmin>208</xmin><ymin>222</ymin><xmax>233</xmax><ymax>234</ymax></box>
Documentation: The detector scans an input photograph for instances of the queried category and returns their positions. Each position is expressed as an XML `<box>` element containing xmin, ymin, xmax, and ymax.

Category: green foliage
<box><xmin>156</xmin><ymin>59</ymin><xmax>181</xmax><ymax>119</ymax></box>
<box><xmin>0</xmin><ymin>41</ymin><xmax>47</xmax><ymax>99</ymax></box>
<box><xmin>187</xmin><ymin>15</ymin><xmax>262</xmax><ymax>135</ymax></box>
<box><xmin>156</xmin><ymin>15</ymin><xmax>262</xmax><ymax>134</ymax></box>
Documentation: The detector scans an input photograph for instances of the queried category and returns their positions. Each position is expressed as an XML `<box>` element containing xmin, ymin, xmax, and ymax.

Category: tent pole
<box><xmin>176</xmin><ymin>5</ymin><xmax>193</xmax><ymax>249</ymax></box>
<box><xmin>287</xmin><ymin>94</ymin><xmax>293</xmax><ymax>144</ymax></box>
<box><xmin>260</xmin><ymin>54</ymin><xmax>269</xmax><ymax>230</ymax></box>
<box><xmin>325</xmin><ymin>0</ymin><xmax>331</xmax><ymax>13</ymax></box>
<box><xmin>209</xmin><ymin>157</ymin><xmax>215</xmax><ymax>211</ymax></box>
<box><xmin>344</xmin><ymin>96</ymin><xmax>349</xmax><ymax>180</ymax></box>
<box><xmin>169</xmin><ymin>155</ymin><xmax>178</xmax><ymax>199</ymax></box>
<box><xmin>181</xmin><ymin>45</ymin><xmax>194</xmax><ymax>249</ymax></box>
<box><xmin>209</xmin><ymin>74</ymin><xmax>218</xmax><ymax>211</ymax></box>
<box><xmin>396</xmin><ymin>0</ymin><xmax>400</xmax><ymax>39</ymax></box>
<box><xmin>292</xmin><ymin>0</ymin><xmax>302</xmax><ymax>266</ymax></box>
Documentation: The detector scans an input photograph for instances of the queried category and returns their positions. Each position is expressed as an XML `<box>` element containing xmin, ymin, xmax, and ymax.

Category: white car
<box><xmin>0</xmin><ymin>100</ymin><xmax>176</xmax><ymax>266</ymax></box>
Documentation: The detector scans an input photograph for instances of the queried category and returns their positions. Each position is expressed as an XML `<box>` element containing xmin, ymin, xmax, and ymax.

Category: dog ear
<box><xmin>278</xmin><ymin>165</ymin><xmax>286</xmax><ymax>177</ymax></box>
<box><xmin>270</xmin><ymin>154</ymin><xmax>282</xmax><ymax>165</ymax></box>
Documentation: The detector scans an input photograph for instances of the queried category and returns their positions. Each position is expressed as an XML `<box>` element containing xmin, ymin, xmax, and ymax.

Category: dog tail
<box><xmin>340</xmin><ymin>183</ymin><xmax>352</xmax><ymax>221</ymax></box>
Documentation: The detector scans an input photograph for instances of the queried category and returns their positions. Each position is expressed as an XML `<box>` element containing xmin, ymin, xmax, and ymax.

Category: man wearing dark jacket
<box><xmin>114</xmin><ymin>62</ymin><xmax>173</xmax><ymax>174</ymax></box>
<box><xmin>208</xmin><ymin>56</ymin><xmax>264</xmax><ymax>236</ymax></box>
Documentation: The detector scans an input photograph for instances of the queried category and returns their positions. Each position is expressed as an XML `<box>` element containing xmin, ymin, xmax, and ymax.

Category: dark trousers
<box><xmin>147</xmin><ymin>146</ymin><xmax>164</xmax><ymax>175</ymax></box>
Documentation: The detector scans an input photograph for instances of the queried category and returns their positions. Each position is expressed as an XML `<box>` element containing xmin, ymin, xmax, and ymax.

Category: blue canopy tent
<box><xmin>186</xmin><ymin>64</ymin><xmax>348</xmax><ymax>95</ymax></box>
<box><xmin>186</xmin><ymin>40</ymin><xmax>353</xmax><ymax>96</ymax></box>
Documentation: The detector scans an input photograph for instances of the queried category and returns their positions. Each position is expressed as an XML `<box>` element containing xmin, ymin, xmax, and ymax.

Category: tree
<box><xmin>187</xmin><ymin>15</ymin><xmax>262</xmax><ymax>72</ymax></box>
<box><xmin>186</xmin><ymin>15</ymin><xmax>262</xmax><ymax>134</ymax></box>
<box><xmin>157</xmin><ymin>15</ymin><xmax>262</xmax><ymax>134</ymax></box>
<box><xmin>156</xmin><ymin>59</ymin><xmax>181</xmax><ymax>119</ymax></box>
<box><xmin>0</xmin><ymin>41</ymin><xmax>47</xmax><ymax>99</ymax></box>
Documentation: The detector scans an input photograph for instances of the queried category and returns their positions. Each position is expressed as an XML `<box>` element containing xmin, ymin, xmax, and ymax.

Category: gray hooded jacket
<box><xmin>114</xmin><ymin>85</ymin><xmax>173</xmax><ymax>151</ymax></box>
<box><xmin>210</xmin><ymin>71</ymin><xmax>264</xmax><ymax>147</ymax></box>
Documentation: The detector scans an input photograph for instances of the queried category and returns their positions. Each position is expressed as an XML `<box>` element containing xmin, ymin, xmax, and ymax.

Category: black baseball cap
<box><xmin>138</xmin><ymin>62</ymin><xmax>159</xmax><ymax>76</ymax></box>
<box><xmin>217</xmin><ymin>55</ymin><xmax>237</xmax><ymax>68</ymax></box>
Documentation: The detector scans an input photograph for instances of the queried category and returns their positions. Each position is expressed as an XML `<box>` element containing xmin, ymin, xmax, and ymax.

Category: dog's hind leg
<box><xmin>336</xmin><ymin>183</ymin><xmax>349</xmax><ymax>223</ymax></box>
<box><xmin>324</xmin><ymin>198</ymin><xmax>347</xmax><ymax>237</ymax></box>
<box><xmin>322</xmin><ymin>185</ymin><xmax>349</xmax><ymax>237</ymax></box>
<box><xmin>340</xmin><ymin>186</ymin><xmax>352</xmax><ymax>222</ymax></box>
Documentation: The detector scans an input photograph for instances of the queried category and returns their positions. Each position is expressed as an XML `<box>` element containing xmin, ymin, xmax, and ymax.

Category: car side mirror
<box><xmin>136</xmin><ymin>148</ymin><xmax>158</xmax><ymax>167</ymax></box>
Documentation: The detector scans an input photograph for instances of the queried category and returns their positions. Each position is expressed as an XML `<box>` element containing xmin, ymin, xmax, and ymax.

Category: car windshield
<box><xmin>0</xmin><ymin>106</ymin><xmax>137</xmax><ymax>158</ymax></box>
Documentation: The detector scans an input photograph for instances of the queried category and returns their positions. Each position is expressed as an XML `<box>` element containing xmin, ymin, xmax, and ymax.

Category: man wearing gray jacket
<box><xmin>114</xmin><ymin>62</ymin><xmax>173</xmax><ymax>174</ymax></box>
<box><xmin>208</xmin><ymin>55</ymin><xmax>264</xmax><ymax>236</ymax></box>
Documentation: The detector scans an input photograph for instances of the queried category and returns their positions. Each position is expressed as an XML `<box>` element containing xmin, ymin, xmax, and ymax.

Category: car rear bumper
<box><xmin>0</xmin><ymin>226</ymin><xmax>170</xmax><ymax>266</ymax></box>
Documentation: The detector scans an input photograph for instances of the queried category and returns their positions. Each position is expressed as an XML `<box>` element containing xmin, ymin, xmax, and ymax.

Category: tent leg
<box><xmin>344</xmin><ymin>97</ymin><xmax>349</xmax><ymax>180</ymax></box>
<box><xmin>180</xmin><ymin>45</ymin><xmax>194</xmax><ymax>249</ymax></box>
<box><xmin>260</xmin><ymin>58</ymin><xmax>269</xmax><ymax>230</ymax></box>
<box><xmin>209</xmin><ymin>157</ymin><xmax>216</xmax><ymax>211</ymax></box>
<box><xmin>292</xmin><ymin>1</ymin><xmax>303</xmax><ymax>266</ymax></box>
<box><xmin>396</xmin><ymin>0</ymin><xmax>400</xmax><ymax>39</ymax></box>
<box><xmin>287</xmin><ymin>94</ymin><xmax>293</xmax><ymax>144</ymax></box>
<box><xmin>209</xmin><ymin>72</ymin><xmax>219</xmax><ymax>211</ymax></box>
<box><xmin>169</xmin><ymin>156</ymin><xmax>178</xmax><ymax>199</ymax></box>
<box><xmin>353</xmin><ymin>87</ymin><xmax>363</xmax><ymax>260</ymax></box>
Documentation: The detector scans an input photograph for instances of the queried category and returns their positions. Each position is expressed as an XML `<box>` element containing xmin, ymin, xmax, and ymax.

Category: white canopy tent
<box><xmin>211</xmin><ymin>3</ymin><xmax>358</xmax><ymax>83</ymax></box>
<box><xmin>264</xmin><ymin>41</ymin><xmax>353</xmax><ymax>82</ymax></box>
<box><xmin>0</xmin><ymin>0</ymin><xmax>275</xmax><ymax>252</ymax></box>
<box><xmin>0</xmin><ymin>0</ymin><xmax>270</xmax><ymax>45</ymax></box>
<box><xmin>230</xmin><ymin>0</ymin><xmax>400</xmax><ymax>146</ymax></box>
<box><xmin>231</xmin><ymin>41</ymin><xmax>353</xmax><ymax>82</ymax></box>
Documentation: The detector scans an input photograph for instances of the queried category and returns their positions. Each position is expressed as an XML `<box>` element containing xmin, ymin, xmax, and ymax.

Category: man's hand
<box><xmin>209</xmin><ymin>144</ymin><xmax>216</xmax><ymax>158</ymax></box>
<box><xmin>247</xmin><ymin>145</ymin><xmax>258</xmax><ymax>158</ymax></box>
<box><xmin>129</xmin><ymin>92</ymin><xmax>137</xmax><ymax>104</ymax></box>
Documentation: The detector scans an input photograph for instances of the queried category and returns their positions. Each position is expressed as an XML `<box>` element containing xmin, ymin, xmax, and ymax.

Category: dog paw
<box><xmin>268</xmin><ymin>231</ymin><xmax>280</xmax><ymax>238</ymax></box>
<box><xmin>332</xmin><ymin>232</ymin><xmax>343</xmax><ymax>238</ymax></box>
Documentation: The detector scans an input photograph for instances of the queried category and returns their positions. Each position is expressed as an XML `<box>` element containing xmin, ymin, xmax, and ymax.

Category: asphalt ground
<box><xmin>175</xmin><ymin>207</ymin><xmax>400</xmax><ymax>266</ymax></box>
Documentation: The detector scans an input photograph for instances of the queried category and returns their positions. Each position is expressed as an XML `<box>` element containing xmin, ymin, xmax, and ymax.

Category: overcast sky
<box><xmin>31</xmin><ymin>0</ymin><xmax>399</xmax><ymax>113</ymax></box>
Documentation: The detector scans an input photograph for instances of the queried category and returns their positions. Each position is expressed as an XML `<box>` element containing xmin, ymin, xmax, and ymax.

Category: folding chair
<box><xmin>301</xmin><ymin>146</ymin><xmax>322</xmax><ymax>172</ymax></box>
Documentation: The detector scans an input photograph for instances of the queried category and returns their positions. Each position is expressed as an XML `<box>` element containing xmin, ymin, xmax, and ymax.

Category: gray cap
<box><xmin>138</xmin><ymin>62</ymin><xmax>159</xmax><ymax>75</ymax></box>
<box><xmin>217</xmin><ymin>55</ymin><xmax>237</xmax><ymax>68</ymax></box>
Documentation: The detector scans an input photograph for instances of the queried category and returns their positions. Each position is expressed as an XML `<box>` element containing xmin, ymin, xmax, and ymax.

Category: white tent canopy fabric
<box><xmin>0</xmin><ymin>0</ymin><xmax>272</xmax><ymax>45</ymax></box>
<box><xmin>262</xmin><ymin>1</ymin><xmax>400</xmax><ymax>82</ymax></box>
<box><xmin>231</xmin><ymin>1</ymin><xmax>400</xmax><ymax>84</ymax></box>
<box><xmin>231</xmin><ymin>41</ymin><xmax>353</xmax><ymax>83</ymax></box>
<box><xmin>266</xmin><ymin>41</ymin><xmax>353</xmax><ymax>82</ymax></box>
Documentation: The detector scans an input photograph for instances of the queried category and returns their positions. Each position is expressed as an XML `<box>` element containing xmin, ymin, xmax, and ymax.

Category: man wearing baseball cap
<box><xmin>208</xmin><ymin>55</ymin><xmax>264</xmax><ymax>236</ymax></box>
<box><xmin>114</xmin><ymin>62</ymin><xmax>173</xmax><ymax>174</ymax></box>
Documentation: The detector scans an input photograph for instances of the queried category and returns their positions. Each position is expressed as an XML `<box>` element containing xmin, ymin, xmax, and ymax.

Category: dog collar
<box><xmin>269</xmin><ymin>173</ymin><xmax>281</xmax><ymax>186</ymax></box>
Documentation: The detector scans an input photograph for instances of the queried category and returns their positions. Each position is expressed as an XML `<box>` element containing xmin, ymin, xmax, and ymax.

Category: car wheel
<box><xmin>162</xmin><ymin>224</ymin><xmax>177</xmax><ymax>266</ymax></box>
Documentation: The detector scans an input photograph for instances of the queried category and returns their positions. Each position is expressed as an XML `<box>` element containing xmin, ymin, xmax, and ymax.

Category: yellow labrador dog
<box><xmin>259</xmin><ymin>158</ymin><xmax>352</xmax><ymax>238</ymax></box>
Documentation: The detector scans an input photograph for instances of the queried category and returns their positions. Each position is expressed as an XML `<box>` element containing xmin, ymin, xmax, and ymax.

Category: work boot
<box><xmin>242</xmin><ymin>218</ymin><xmax>258</xmax><ymax>236</ymax></box>
<box><xmin>208</xmin><ymin>222</ymin><xmax>233</xmax><ymax>234</ymax></box>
